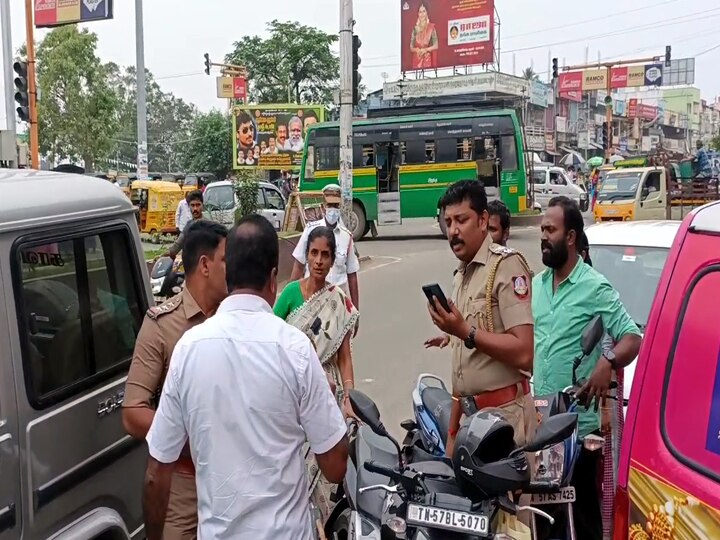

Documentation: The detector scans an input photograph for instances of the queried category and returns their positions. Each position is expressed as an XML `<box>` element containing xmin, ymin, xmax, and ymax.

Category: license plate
<box><xmin>531</xmin><ymin>486</ymin><xmax>576</xmax><ymax>505</ymax></box>
<box><xmin>406</xmin><ymin>503</ymin><xmax>489</xmax><ymax>535</ymax></box>
<box><xmin>605</xmin><ymin>209</ymin><xmax>618</xmax><ymax>215</ymax></box>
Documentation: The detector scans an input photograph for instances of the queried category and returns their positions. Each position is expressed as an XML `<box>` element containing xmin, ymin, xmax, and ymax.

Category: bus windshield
<box><xmin>598</xmin><ymin>172</ymin><xmax>642</xmax><ymax>201</ymax></box>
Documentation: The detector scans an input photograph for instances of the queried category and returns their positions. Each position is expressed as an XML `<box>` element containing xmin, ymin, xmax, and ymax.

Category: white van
<box><xmin>531</xmin><ymin>166</ymin><xmax>589</xmax><ymax>211</ymax></box>
<box><xmin>203</xmin><ymin>180</ymin><xmax>286</xmax><ymax>230</ymax></box>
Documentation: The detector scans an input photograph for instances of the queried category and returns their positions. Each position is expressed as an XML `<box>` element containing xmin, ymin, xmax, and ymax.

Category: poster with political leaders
<box><xmin>400</xmin><ymin>0</ymin><xmax>494</xmax><ymax>72</ymax></box>
<box><xmin>233</xmin><ymin>105</ymin><xmax>325</xmax><ymax>170</ymax></box>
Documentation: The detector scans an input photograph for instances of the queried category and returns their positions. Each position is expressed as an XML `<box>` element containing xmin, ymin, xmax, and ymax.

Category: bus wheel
<box><xmin>438</xmin><ymin>210</ymin><xmax>447</xmax><ymax>238</ymax></box>
<box><xmin>350</xmin><ymin>201</ymin><xmax>367</xmax><ymax>242</ymax></box>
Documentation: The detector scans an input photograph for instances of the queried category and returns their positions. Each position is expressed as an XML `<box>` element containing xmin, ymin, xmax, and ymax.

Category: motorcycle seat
<box><xmin>421</xmin><ymin>386</ymin><xmax>453</xmax><ymax>445</ymax></box>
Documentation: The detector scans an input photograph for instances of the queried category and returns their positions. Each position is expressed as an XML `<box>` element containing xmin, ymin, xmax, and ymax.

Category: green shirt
<box><xmin>532</xmin><ymin>258</ymin><xmax>641</xmax><ymax>437</ymax></box>
<box><xmin>273</xmin><ymin>281</ymin><xmax>305</xmax><ymax>320</ymax></box>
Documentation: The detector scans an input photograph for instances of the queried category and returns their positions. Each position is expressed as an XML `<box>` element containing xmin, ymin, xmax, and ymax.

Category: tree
<box><xmin>522</xmin><ymin>67</ymin><xmax>540</xmax><ymax>82</ymax></box>
<box><xmin>107</xmin><ymin>65</ymin><xmax>197</xmax><ymax>172</ymax></box>
<box><xmin>710</xmin><ymin>132</ymin><xmax>720</xmax><ymax>151</ymax></box>
<box><xmin>181</xmin><ymin>111</ymin><xmax>233</xmax><ymax>180</ymax></box>
<box><xmin>225</xmin><ymin>20</ymin><xmax>339</xmax><ymax>104</ymax></box>
<box><xmin>35</xmin><ymin>26</ymin><xmax>120</xmax><ymax>170</ymax></box>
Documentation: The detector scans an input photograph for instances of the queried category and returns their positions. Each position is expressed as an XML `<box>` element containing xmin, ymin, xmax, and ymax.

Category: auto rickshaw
<box><xmin>183</xmin><ymin>172</ymin><xmax>218</xmax><ymax>193</ymax></box>
<box><xmin>130</xmin><ymin>180</ymin><xmax>184</xmax><ymax>234</ymax></box>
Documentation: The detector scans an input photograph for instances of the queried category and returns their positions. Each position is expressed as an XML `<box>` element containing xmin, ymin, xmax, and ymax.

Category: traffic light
<box><xmin>13</xmin><ymin>61</ymin><xmax>30</xmax><ymax>123</ymax></box>
<box><xmin>204</xmin><ymin>53</ymin><xmax>211</xmax><ymax>76</ymax></box>
<box><xmin>352</xmin><ymin>35</ymin><xmax>361</xmax><ymax>106</ymax></box>
<box><xmin>552</xmin><ymin>58</ymin><xmax>558</xmax><ymax>80</ymax></box>
<box><xmin>665</xmin><ymin>45</ymin><xmax>671</xmax><ymax>68</ymax></box>
<box><xmin>601</xmin><ymin>122</ymin><xmax>610</xmax><ymax>150</ymax></box>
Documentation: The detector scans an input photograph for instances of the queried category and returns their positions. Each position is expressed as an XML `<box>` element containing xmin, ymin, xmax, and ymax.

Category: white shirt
<box><xmin>146</xmin><ymin>294</ymin><xmax>347</xmax><ymax>540</ymax></box>
<box><xmin>175</xmin><ymin>199</ymin><xmax>192</xmax><ymax>232</ymax></box>
<box><xmin>292</xmin><ymin>218</ymin><xmax>361</xmax><ymax>288</ymax></box>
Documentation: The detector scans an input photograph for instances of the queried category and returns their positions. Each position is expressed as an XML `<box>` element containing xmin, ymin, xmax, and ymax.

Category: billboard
<box><xmin>217</xmin><ymin>77</ymin><xmax>247</xmax><ymax>100</ymax></box>
<box><xmin>35</xmin><ymin>0</ymin><xmax>113</xmax><ymax>28</ymax></box>
<box><xmin>233</xmin><ymin>105</ymin><xmax>324</xmax><ymax>170</ymax></box>
<box><xmin>400</xmin><ymin>0</ymin><xmax>494</xmax><ymax>71</ymax></box>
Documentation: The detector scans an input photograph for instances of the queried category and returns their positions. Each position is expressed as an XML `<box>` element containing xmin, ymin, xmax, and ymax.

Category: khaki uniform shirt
<box><xmin>450</xmin><ymin>234</ymin><xmax>533</xmax><ymax>397</ymax></box>
<box><xmin>123</xmin><ymin>289</ymin><xmax>206</xmax><ymax>539</ymax></box>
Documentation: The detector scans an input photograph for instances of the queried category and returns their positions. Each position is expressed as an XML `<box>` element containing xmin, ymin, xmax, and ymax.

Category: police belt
<box><xmin>459</xmin><ymin>379</ymin><xmax>530</xmax><ymax>417</ymax></box>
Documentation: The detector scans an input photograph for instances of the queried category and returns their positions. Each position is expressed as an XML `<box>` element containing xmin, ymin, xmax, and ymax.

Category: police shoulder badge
<box><xmin>512</xmin><ymin>275</ymin><xmax>529</xmax><ymax>299</ymax></box>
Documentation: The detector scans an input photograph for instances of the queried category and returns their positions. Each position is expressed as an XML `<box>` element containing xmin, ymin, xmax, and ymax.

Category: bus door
<box><xmin>375</xmin><ymin>142</ymin><xmax>401</xmax><ymax>225</ymax></box>
<box><xmin>475</xmin><ymin>137</ymin><xmax>500</xmax><ymax>199</ymax></box>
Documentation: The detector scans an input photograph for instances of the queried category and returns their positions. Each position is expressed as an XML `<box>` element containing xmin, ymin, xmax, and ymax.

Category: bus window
<box><xmin>436</xmin><ymin>139</ymin><xmax>457</xmax><ymax>163</ymax></box>
<box><xmin>353</xmin><ymin>145</ymin><xmax>365</xmax><ymax>168</ymax></box>
<box><xmin>425</xmin><ymin>141</ymin><xmax>436</xmax><ymax>163</ymax></box>
<box><xmin>362</xmin><ymin>145</ymin><xmax>375</xmax><ymax>166</ymax></box>
<box><xmin>405</xmin><ymin>140</ymin><xmax>426</xmax><ymax>164</ymax></box>
<box><xmin>457</xmin><ymin>138</ymin><xmax>473</xmax><ymax>161</ymax></box>
<box><xmin>316</xmin><ymin>146</ymin><xmax>339</xmax><ymax>171</ymax></box>
<box><xmin>500</xmin><ymin>135</ymin><xmax>518</xmax><ymax>171</ymax></box>
<box><xmin>305</xmin><ymin>145</ymin><xmax>315</xmax><ymax>181</ymax></box>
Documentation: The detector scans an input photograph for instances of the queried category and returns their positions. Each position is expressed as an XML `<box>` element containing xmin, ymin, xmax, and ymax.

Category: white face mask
<box><xmin>325</xmin><ymin>208</ymin><xmax>341</xmax><ymax>225</ymax></box>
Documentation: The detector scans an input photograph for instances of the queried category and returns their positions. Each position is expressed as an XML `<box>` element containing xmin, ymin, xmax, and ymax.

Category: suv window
<box><xmin>662</xmin><ymin>265</ymin><xmax>720</xmax><ymax>480</ymax></box>
<box><xmin>550</xmin><ymin>172</ymin><xmax>567</xmax><ymax>185</ymax></box>
<box><xmin>15</xmin><ymin>229</ymin><xmax>144</xmax><ymax>407</ymax></box>
<box><xmin>264</xmin><ymin>187</ymin><xmax>285</xmax><ymax>210</ymax></box>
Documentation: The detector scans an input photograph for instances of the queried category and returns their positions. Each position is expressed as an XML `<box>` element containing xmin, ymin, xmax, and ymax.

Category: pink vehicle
<box><xmin>614</xmin><ymin>201</ymin><xmax>720</xmax><ymax>539</ymax></box>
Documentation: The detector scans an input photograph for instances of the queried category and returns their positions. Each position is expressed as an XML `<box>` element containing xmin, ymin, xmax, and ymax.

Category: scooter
<box><xmin>331</xmin><ymin>389</ymin><xmax>576</xmax><ymax>539</ymax></box>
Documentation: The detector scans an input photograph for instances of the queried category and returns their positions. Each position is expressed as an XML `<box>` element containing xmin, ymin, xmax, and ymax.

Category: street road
<box><xmin>350</xmin><ymin>218</ymin><xmax>548</xmax><ymax>440</ymax></box>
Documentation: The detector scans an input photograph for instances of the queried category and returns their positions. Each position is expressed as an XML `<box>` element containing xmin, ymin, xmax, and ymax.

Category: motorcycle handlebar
<box><xmin>364</xmin><ymin>460</ymin><xmax>398</xmax><ymax>479</ymax></box>
<box><xmin>526</xmin><ymin>480</ymin><xmax>562</xmax><ymax>494</ymax></box>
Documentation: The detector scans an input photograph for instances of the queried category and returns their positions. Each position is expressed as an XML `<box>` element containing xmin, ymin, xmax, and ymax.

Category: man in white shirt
<box><xmin>143</xmin><ymin>214</ymin><xmax>349</xmax><ymax>540</ymax></box>
<box><xmin>291</xmin><ymin>184</ymin><xmax>361</xmax><ymax>315</ymax></box>
<box><xmin>175</xmin><ymin>193</ymin><xmax>192</xmax><ymax>234</ymax></box>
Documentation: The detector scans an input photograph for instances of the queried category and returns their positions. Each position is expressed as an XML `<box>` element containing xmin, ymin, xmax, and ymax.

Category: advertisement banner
<box><xmin>530</xmin><ymin>80</ymin><xmax>549</xmax><ymax>108</ymax></box>
<box><xmin>559</xmin><ymin>71</ymin><xmax>582</xmax><ymax>94</ymax></box>
<box><xmin>627</xmin><ymin>99</ymin><xmax>658</xmax><ymax>121</ymax></box>
<box><xmin>582</xmin><ymin>69</ymin><xmax>607</xmax><ymax>91</ymax></box>
<box><xmin>35</xmin><ymin>0</ymin><xmax>113</xmax><ymax>28</ymax></box>
<box><xmin>611</xmin><ymin>67</ymin><xmax>628</xmax><ymax>89</ymax></box>
<box><xmin>626</xmin><ymin>65</ymin><xmax>646</xmax><ymax>88</ymax></box>
<box><xmin>233</xmin><ymin>105</ymin><xmax>324</xmax><ymax>170</ymax></box>
<box><xmin>643</xmin><ymin>63</ymin><xmax>663</xmax><ymax>87</ymax></box>
<box><xmin>217</xmin><ymin>77</ymin><xmax>247</xmax><ymax>100</ymax></box>
<box><xmin>400</xmin><ymin>0</ymin><xmax>495</xmax><ymax>71</ymax></box>
<box><xmin>560</xmin><ymin>90</ymin><xmax>583</xmax><ymax>103</ymax></box>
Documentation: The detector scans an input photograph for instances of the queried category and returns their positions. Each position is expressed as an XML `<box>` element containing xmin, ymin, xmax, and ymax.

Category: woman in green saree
<box><xmin>274</xmin><ymin>226</ymin><xmax>359</xmax><ymax>523</ymax></box>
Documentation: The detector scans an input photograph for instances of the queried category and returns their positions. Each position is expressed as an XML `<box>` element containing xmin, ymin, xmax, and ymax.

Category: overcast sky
<box><xmin>2</xmin><ymin>0</ymin><xmax>720</xmax><ymax>130</ymax></box>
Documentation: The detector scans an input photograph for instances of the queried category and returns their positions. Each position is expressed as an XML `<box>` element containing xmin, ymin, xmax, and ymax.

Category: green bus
<box><xmin>299</xmin><ymin>109</ymin><xmax>528</xmax><ymax>240</ymax></box>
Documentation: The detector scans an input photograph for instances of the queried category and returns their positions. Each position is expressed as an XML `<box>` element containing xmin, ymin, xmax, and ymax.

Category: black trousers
<box><xmin>536</xmin><ymin>446</ymin><xmax>603</xmax><ymax>540</ymax></box>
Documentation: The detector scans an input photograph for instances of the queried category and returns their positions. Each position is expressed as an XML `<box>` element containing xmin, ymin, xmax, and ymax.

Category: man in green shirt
<box><xmin>532</xmin><ymin>196</ymin><xmax>641</xmax><ymax>540</ymax></box>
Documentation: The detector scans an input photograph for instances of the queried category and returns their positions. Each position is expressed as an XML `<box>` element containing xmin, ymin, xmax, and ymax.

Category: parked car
<box><xmin>531</xmin><ymin>166</ymin><xmax>589</xmax><ymax>211</ymax></box>
<box><xmin>203</xmin><ymin>180</ymin><xmax>287</xmax><ymax>230</ymax></box>
<box><xmin>585</xmin><ymin>220</ymin><xmax>681</xmax><ymax>407</ymax></box>
<box><xmin>613</xmin><ymin>202</ymin><xmax>720</xmax><ymax>539</ymax></box>
<box><xmin>0</xmin><ymin>169</ymin><xmax>150</xmax><ymax>539</ymax></box>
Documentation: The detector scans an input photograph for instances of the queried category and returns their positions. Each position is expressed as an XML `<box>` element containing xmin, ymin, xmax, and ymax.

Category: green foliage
<box><xmin>225</xmin><ymin>20</ymin><xmax>339</xmax><ymax>104</ymax></box>
<box><xmin>233</xmin><ymin>169</ymin><xmax>262</xmax><ymax>222</ymax></box>
<box><xmin>180</xmin><ymin>111</ymin><xmax>233</xmax><ymax>180</ymax></box>
<box><xmin>710</xmin><ymin>133</ymin><xmax>720</xmax><ymax>151</ymax></box>
<box><xmin>35</xmin><ymin>26</ymin><xmax>120</xmax><ymax>171</ymax></box>
<box><xmin>522</xmin><ymin>67</ymin><xmax>539</xmax><ymax>82</ymax></box>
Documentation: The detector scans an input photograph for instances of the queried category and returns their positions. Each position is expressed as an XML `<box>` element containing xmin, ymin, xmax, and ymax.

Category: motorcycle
<box><xmin>329</xmin><ymin>388</ymin><xmax>579</xmax><ymax>539</ymax></box>
<box><xmin>531</xmin><ymin>315</ymin><xmax>621</xmax><ymax>540</ymax></box>
<box><xmin>149</xmin><ymin>255</ymin><xmax>185</xmax><ymax>303</ymax></box>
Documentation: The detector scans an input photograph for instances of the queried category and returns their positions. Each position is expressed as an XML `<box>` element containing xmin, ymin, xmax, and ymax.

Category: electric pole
<box><xmin>22</xmin><ymin>0</ymin><xmax>39</xmax><ymax>168</ymax></box>
<box><xmin>338</xmin><ymin>0</ymin><xmax>354</xmax><ymax>226</ymax></box>
<box><xmin>135</xmin><ymin>0</ymin><xmax>148</xmax><ymax>180</ymax></box>
<box><xmin>2</xmin><ymin>0</ymin><xmax>16</xmax><ymax>166</ymax></box>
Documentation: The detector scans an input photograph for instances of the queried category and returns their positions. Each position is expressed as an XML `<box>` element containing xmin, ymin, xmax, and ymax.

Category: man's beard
<box><xmin>541</xmin><ymin>239</ymin><xmax>569</xmax><ymax>269</ymax></box>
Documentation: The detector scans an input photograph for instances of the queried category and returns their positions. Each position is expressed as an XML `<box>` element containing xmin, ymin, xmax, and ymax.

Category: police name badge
<box><xmin>512</xmin><ymin>276</ymin><xmax>529</xmax><ymax>299</ymax></box>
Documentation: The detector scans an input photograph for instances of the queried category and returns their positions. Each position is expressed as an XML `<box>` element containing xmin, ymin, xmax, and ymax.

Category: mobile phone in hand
<box><xmin>422</xmin><ymin>283</ymin><xmax>451</xmax><ymax>312</ymax></box>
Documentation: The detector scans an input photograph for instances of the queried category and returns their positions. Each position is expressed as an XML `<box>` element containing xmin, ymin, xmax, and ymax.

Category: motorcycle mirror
<box><xmin>348</xmin><ymin>390</ymin><xmax>387</xmax><ymax>437</ymax></box>
<box><xmin>521</xmin><ymin>412</ymin><xmax>578</xmax><ymax>453</ymax></box>
<box><xmin>581</xmin><ymin>315</ymin><xmax>604</xmax><ymax>356</ymax></box>
<box><xmin>151</xmin><ymin>256</ymin><xmax>173</xmax><ymax>279</ymax></box>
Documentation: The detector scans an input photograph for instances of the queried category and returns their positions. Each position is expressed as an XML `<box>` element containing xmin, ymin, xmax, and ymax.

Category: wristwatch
<box><xmin>464</xmin><ymin>326</ymin><xmax>477</xmax><ymax>350</ymax></box>
<box><xmin>604</xmin><ymin>349</ymin><xmax>618</xmax><ymax>371</ymax></box>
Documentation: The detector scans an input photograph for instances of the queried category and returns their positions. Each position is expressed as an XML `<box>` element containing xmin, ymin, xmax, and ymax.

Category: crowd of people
<box><xmin>124</xmin><ymin>178</ymin><xmax>639</xmax><ymax>540</ymax></box>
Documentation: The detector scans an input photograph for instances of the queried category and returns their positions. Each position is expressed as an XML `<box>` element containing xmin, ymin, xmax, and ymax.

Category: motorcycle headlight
<box><xmin>150</xmin><ymin>278</ymin><xmax>163</xmax><ymax>294</ymax></box>
<box><xmin>532</xmin><ymin>441</ymin><xmax>567</xmax><ymax>484</ymax></box>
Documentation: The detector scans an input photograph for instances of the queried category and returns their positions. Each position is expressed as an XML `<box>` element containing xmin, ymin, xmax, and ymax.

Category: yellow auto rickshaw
<box><xmin>130</xmin><ymin>180</ymin><xmax>184</xmax><ymax>234</ymax></box>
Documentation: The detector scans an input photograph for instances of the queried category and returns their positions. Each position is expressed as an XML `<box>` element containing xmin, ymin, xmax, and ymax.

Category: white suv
<box><xmin>531</xmin><ymin>166</ymin><xmax>588</xmax><ymax>211</ymax></box>
<box><xmin>203</xmin><ymin>180</ymin><xmax>286</xmax><ymax>230</ymax></box>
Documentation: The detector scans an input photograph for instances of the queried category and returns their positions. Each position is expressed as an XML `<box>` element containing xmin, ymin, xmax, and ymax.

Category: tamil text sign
<box><xmin>383</xmin><ymin>71</ymin><xmax>529</xmax><ymax>100</ymax></box>
<box><xmin>400</xmin><ymin>0</ymin><xmax>494</xmax><ymax>71</ymax></box>
<box><xmin>217</xmin><ymin>77</ymin><xmax>247</xmax><ymax>100</ymax></box>
<box><xmin>233</xmin><ymin>105</ymin><xmax>324</xmax><ymax>170</ymax></box>
<box><xmin>35</xmin><ymin>0</ymin><xmax>113</xmax><ymax>28</ymax></box>
<box><xmin>560</xmin><ymin>63</ymin><xmax>663</xmax><ymax>94</ymax></box>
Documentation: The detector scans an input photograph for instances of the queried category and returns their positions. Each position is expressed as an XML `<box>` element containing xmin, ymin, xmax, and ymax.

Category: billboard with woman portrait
<box><xmin>400</xmin><ymin>0</ymin><xmax>495</xmax><ymax>71</ymax></box>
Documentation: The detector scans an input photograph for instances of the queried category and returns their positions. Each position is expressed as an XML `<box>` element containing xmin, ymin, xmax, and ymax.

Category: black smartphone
<box><xmin>422</xmin><ymin>283</ymin><xmax>451</xmax><ymax>312</ymax></box>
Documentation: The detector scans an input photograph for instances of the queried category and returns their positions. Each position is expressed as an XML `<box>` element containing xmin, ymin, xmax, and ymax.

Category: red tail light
<box><xmin>613</xmin><ymin>484</ymin><xmax>630</xmax><ymax>540</ymax></box>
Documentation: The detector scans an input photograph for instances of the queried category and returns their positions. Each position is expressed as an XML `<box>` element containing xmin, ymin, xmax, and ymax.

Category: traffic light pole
<box><xmin>562</xmin><ymin>54</ymin><xmax>663</xmax><ymax>163</ymax></box>
<box><xmin>135</xmin><ymin>0</ymin><xmax>148</xmax><ymax>179</ymax></box>
<box><xmin>23</xmin><ymin>0</ymin><xmax>38</xmax><ymax>168</ymax></box>
<box><xmin>338</xmin><ymin>0</ymin><xmax>354</xmax><ymax>226</ymax></box>
<box><xmin>1</xmin><ymin>0</ymin><xmax>17</xmax><ymax>165</ymax></box>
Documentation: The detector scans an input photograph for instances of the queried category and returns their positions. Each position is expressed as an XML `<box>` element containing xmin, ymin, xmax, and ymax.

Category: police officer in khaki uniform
<box><xmin>122</xmin><ymin>221</ymin><xmax>228</xmax><ymax>539</ymax></box>
<box><xmin>425</xmin><ymin>181</ymin><xmax>536</xmax><ymax>457</ymax></box>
